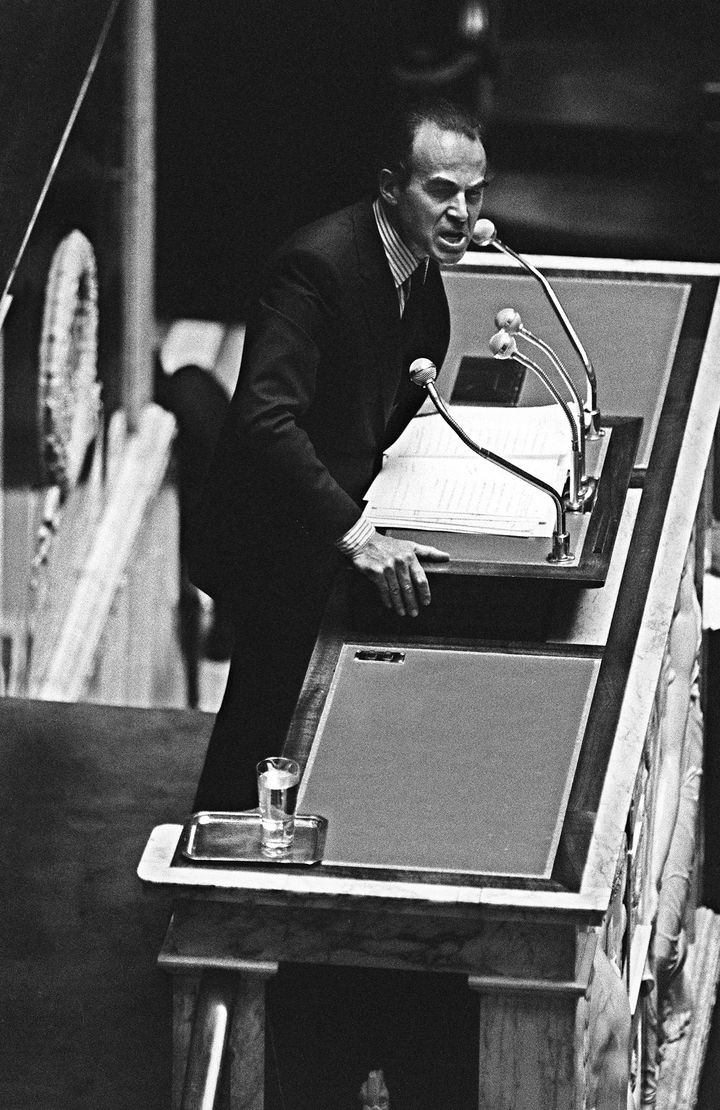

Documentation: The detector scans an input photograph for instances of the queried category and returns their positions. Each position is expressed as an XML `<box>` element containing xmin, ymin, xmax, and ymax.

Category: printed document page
<box><xmin>363</xmin><ymin>405</ymin><xmax>573</xmax><ymax>537</ymax></box>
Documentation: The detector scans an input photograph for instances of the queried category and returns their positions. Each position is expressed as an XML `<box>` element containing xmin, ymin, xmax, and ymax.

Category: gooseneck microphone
<box><xmin>408</xmin><ymin>358</ymin><xmax>574</xmax><ymax>563</ymax></box>
<box><xmin>494</xmin><ymin>307</ymin><xmax>584</xmax><ymax>425</ymax></box>
<box><xmin>489</xmin><ymin>331</ymin><xmax>596</xmax><ymax>512</ymax></box>
<box><xmin>472</xmin><ymin>219</ymin><xmax>602</xmax><ymax>439</ymax></box>
<box><xmin>495</xmin><ymin>307</ymin><xmax>595</xmax><ymax>509</ymax></box>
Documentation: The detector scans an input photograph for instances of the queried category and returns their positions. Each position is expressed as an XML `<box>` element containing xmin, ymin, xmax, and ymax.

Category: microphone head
<box><xmin>494</xmin><ymin>307</ymin><xmax>522</xmax><ymax>333</ymax></box>
<box><xmin>409</xmin><ymin>357</ymin><xmax>438</xmax><ymax>386</ymax></box>
<box><xmin>489</xmin><ymin>329</ymin><xmax>517</xmax><ymax>359</ymax></box>
<box><xmin>471</xmin><ymin>218</ymin><xmax>497</xmax><ymax>246</ymax></box>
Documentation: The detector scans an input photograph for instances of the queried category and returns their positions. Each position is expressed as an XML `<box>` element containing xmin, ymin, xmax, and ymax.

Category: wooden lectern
<box><xmin>139</xmin><ymin>255</ymin><xmax>720</xmax><ymax>1108</ymax></box>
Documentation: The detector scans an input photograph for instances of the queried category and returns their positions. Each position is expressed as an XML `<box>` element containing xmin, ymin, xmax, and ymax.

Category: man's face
<box><xmin>381</xmin><ymin>120</ymin><xmax>488</xmax><ymax>265</ymax></box>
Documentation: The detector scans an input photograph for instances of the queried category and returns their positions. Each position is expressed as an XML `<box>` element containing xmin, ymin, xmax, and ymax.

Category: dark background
<box><xmin>154</xmin><ymin>0</ymin><xmax>720</xmax><ymax>321</ymax></box>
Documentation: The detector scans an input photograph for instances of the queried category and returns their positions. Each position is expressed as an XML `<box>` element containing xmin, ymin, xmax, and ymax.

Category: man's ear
<box><xmin>378</xmin><ymin>168</ymin><xmax>400</xmax><ymax>207</ymax></box>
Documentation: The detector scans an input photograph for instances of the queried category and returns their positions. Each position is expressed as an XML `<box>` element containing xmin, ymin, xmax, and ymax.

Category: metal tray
<box><xmin>180</xmin><ymin>810</ymin><xmax>328</xmax><ymax>865</ymax></box>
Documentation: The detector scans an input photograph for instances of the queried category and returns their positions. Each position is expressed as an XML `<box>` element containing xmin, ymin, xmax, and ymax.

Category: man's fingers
<box><xmin>384</xmin><ymin>566</ymin><xmax>411</xmax><ymax>616</ymax></box>
<box><xmin>387</xmin><ymin>559</ymin><xmax>430</xmax><ymax>616</ymax></box>
<box><xmin>413</xmin><ymin>543</ymin><xmax>450</xmax><ymax>562</ymax></box>
<box><xmin>350</xmin><ymin>534</ymin><xmax>449</xmax><ymax>616</ymax></box>
<box><xmin>409</xmin><ymin>560</ymin><xmax>432</xmax><ymax>608</ymax></box>
<box><xmin>375</xmin><ymin>577</ymin><xmax>394</xmax><ymax>612</ymax></box>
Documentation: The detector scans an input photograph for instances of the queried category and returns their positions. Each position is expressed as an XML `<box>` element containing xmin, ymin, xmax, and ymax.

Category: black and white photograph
<box><xmin>1</xmin><ymin>2</ymin><xmax>720</xmax><ymax>1107</ymax></box>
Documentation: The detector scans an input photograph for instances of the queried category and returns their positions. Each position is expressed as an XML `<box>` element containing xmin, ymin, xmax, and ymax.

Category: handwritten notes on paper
<box><xmin>363</xmin><ymin>405</ymin><xmax>573</xmax><ymax>537</ymax></box>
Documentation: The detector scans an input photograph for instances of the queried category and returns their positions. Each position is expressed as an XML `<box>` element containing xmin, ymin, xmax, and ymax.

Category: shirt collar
<box><xmin>372</xmin><ymin>197</ymin><xmax>425</xmax><ymax>289</ymax></box>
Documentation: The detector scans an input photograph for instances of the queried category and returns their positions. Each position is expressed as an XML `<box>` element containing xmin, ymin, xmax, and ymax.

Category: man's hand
<box><xmin>350</xmin><ymin>533</ymin><xmax>450</xmax><ymax>617</ymax></box>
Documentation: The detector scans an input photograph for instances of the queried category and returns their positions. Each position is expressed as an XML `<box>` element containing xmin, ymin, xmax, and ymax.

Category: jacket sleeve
<box><xmin>227</xmin><ymin>246</ymin><xmax>364</xmax><ymax>545</ymax></box>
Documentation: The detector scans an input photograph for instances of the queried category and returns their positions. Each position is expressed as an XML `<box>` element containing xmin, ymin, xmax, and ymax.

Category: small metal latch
<box><xmin>354</xmin><ymin>649</ymin><xmax>406</xmax><ymax>664</ymax></box>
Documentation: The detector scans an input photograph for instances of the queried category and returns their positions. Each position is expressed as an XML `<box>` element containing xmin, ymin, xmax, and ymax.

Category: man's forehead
<box><xmin>410</xmin><ymin>120</ymin><xmax>486</xmax><ymax>180</ymax></box>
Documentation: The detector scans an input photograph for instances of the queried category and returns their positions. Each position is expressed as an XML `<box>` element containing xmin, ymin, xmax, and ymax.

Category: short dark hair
<box><xmin>376</xmin><ymin>97</ymin><xmax>484</xmax><ymax>187</ymax></box>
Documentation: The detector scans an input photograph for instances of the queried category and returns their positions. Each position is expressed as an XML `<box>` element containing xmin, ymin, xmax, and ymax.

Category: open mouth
<box><xmin>438</xmin><ymin>230</ymin><xmax>467</xmax><ymax>250</ymax></box>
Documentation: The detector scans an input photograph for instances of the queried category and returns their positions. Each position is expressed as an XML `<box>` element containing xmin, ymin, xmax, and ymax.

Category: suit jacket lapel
<box><xmin>351</xmin><ymin>201</ymin><xmax>403</xmax><ymax>422</ymax></box>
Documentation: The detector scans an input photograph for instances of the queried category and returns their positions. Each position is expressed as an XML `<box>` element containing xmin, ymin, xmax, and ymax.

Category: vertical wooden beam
<box><xmin>180</xmin><ymin>971</ymin><xmax>237</xmax><ymax>1110</ymax></box>
<box><xmin>160</xmin><ymin>931</ymin><xmax>278</xmax><ymax>1110</ymax></box>
<box><xmin>227</xmin><ymin>969</ymin><xmax>277</xmax><ymax>1110</ymax></box>
<box><xmin>122</xmin><ymin>0</ymin><xmax>156</xmax><ymax>432</ymax></box>
<box><xmin>471</xmin><ymin>988</ymin><xmax>581</xmax><ymax>1110</ymax></box>
<box><xmin>172</xmin><ymin>975</ymin><xmax>200</xmax><ymax>1110</ymax></box>
<box><xmin>469</xmin><ymin>935</ymin><xmax>595</xmax><ymax>1110</ymax></box>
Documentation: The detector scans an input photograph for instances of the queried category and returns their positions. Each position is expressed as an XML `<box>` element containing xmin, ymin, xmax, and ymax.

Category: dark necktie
<box><xmin>401</xmin><ymin>263</ymin><xmax>426</xmax><ymax>316</ymax></box>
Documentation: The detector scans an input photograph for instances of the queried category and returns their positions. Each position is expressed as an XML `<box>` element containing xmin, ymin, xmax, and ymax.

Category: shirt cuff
<box><xmin>335</xmin><ymin>517</ymin><xmax>376</xmax><ymax>558</ymax></box>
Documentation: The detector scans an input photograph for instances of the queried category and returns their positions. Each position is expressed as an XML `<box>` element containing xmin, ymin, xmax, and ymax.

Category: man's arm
<box><xmin>233</xmin><ymin>244</ymin><xmax>450</xmax><ymax>614</ymax></box>
<box><xmin>230</xmin><ymin>271</ymin><xmax>363</xmax><ymax>544</ymax></box>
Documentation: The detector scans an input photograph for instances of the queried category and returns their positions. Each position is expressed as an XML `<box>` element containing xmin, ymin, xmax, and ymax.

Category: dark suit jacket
<box><xmin>189</xmin><ymin>196</ymin><xmax>451</xmax><ymax>612</ymax></box>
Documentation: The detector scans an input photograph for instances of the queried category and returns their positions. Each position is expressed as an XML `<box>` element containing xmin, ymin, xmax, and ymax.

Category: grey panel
<box><xmin>299</xmin><ymin>645</ymin><xmax>600</xmax><ymax>878</ymax></box>
<box><xmin>441</xmin><ymin>270</ymin><xmax>689</xmax><ymax>469</ymax></box>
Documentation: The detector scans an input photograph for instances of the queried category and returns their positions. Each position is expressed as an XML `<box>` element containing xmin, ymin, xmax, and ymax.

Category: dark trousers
<box><xmin>192</xmin><ymin>552</ymin><xmax>340</xmax><ymax>813</ymax></box>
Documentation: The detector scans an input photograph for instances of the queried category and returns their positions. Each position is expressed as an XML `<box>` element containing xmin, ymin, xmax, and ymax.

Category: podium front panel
<box><xmin>298</xmin><ymin>643</ymin><xmax>600</xmax><ymax>879</ymax></box>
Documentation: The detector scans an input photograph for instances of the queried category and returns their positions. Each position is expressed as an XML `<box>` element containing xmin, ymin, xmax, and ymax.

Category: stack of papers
<box><xmin>363</xmin><ymin>404</ymin><xmax>573</xmax><ymax>538</ymax></box>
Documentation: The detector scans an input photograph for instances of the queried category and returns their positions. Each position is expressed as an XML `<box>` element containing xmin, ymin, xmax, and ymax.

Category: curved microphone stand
<box><xmin>473</xmin><ymin>219</ymin><xmax>602</xmax><ymax>439</ymax></box>
<box><xmin>494</xmin><ymin>307</ymin><xmax>585</xmax><ymax>426</ymax></box>
<box><xmin>490</xmin><ymin>329</ymin><xmax>597</xmax><ymax>512</ymax></box>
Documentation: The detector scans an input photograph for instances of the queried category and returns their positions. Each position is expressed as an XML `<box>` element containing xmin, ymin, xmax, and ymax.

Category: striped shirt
<box><xmin>336</xmin><ymin>200</ymin><xmax>426</xmax><ymax>558</ymax></box>
<box><xmin>372</xmin><ymin>196</ymin><xmax>427</xmax><ymax>315</ymax></box>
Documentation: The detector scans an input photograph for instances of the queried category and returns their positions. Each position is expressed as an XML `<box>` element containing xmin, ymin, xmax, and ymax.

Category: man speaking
<box><xmin>190</xmin><ymin>97</ymin><xmax>489</xmax><ymax>811</ymax></box>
